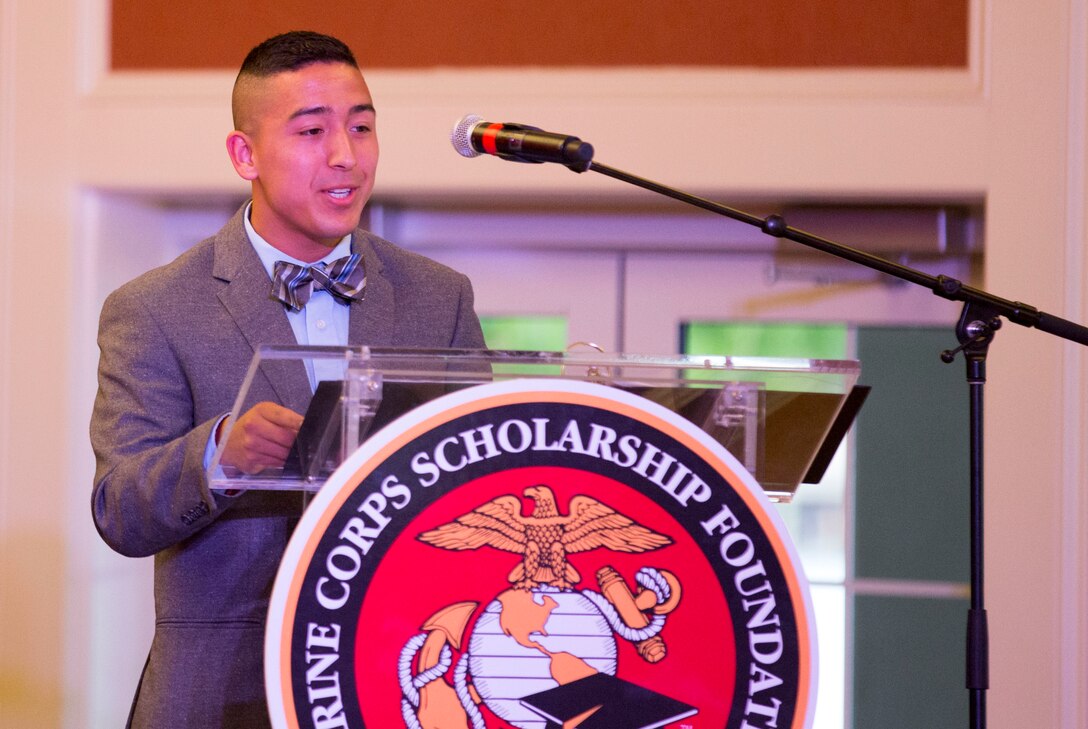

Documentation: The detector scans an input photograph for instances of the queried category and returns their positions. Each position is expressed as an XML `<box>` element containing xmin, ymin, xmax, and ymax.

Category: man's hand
<box><xmin>217</xmin><ymin>402</ymin><xmax>304</xmax><ymax>474</ymax></box>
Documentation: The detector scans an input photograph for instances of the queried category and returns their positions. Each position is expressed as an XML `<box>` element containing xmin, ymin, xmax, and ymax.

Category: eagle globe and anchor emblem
<box><xmin>398</xmin><ymin>483</ymin><xmax>692</xmax><ymax>729</ymax></box>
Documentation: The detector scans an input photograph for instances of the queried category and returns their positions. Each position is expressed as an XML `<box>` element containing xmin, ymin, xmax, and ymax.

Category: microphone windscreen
<box><xmin>450</xmin><ymin>114</ymin><xmax>483</xmax><ymax>158</ymax></box>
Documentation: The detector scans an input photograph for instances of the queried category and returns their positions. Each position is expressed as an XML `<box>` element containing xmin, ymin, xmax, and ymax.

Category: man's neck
<box><xmin>243</xmin><ymin>203</ymin><xmax>352</xmax><ymax>268</ymax></box>
<box><xmin>246</xmin><ymin>206</ymin><xmax>352</xmax><ymax>263</ymax></box>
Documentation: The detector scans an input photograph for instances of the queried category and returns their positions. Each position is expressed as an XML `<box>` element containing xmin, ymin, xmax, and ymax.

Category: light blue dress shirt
<box><xmin>243</xmin><ymin>205</ymin><xmax>353</xmax><ymax>389</ymax></box>
<box><xmin>205</xmin><ymin>204</ymin><xmax>357</xmax><ymax>473</ymax></box>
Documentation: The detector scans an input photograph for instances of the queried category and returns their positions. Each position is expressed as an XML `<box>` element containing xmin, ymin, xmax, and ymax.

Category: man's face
<box><xmin>229</xmin><ymin>62</ymin><xmax>379</xmax><ymax>260</ymax></box>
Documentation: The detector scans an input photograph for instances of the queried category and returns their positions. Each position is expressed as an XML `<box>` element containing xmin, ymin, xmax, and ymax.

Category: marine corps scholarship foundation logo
<box><xmin>266</xmin><ymin>380</ymin><xmax>816</xmax><ymax>729</ymax></box>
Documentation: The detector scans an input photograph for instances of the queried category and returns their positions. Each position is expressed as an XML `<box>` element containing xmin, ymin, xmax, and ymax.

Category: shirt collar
<box><xmin>243</xmin><ymin>201</ymin><xmax>353</xmax><ymax>280</ymax></box>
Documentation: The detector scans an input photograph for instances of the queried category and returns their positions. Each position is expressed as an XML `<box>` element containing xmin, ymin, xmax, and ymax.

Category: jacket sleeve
<box><xmin>90</xmin><ymin>285</ymin><xmax>228</xmax><ymax>557</ymax></box>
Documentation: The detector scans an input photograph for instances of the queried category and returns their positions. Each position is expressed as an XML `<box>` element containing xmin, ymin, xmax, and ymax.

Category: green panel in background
<box><xmin>479</xmin><ymin>315</ymin><xmax>569</xmax><ymax>376</ymax></box>
<box><xmin>854</xmin><ymin>594</ymin><xmax>969</xmax><ymax>728</ymax></box>
<box><xmin>854</xmin><ymin>326</ymin><xmax>969</xmax><ymax>583</ymax></box>
<box><xmin>682</xmin><ymin>321</ymin><xmax>849</xmax><ymax>391</ymax></box>
<box><xmin>480</xmin><ymin>315</ymin><xmax>568</xmax><ymax>352</ymax></box>
<box><xmin>683</xmin><ymin>320</ymin><xmax>848</xmax><ymax>359</ymax></box>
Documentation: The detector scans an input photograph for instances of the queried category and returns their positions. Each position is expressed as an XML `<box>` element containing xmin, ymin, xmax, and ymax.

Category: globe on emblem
<box><xmin>467</xmin><ymin>587</ymin><xmax>618</xmax><ymax>728</ymax></box>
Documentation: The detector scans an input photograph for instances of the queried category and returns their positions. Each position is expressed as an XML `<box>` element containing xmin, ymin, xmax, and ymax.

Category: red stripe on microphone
<box><xmin>481</xmin><ymin>123</ymin><xmax>503</xmax><ymax>155</ymax></box>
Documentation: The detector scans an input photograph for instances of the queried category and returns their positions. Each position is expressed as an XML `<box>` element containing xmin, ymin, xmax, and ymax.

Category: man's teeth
<box><xmin>328</xmin><ymin>189</ymin><xmax>351</xmax><ymax>199</ymax></box>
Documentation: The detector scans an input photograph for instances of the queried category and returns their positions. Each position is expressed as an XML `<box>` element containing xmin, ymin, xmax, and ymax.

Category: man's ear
<box><xmin>226</xmin><ymin>131</ymin><xmax>258</xmax><ymax>181</ymax></box>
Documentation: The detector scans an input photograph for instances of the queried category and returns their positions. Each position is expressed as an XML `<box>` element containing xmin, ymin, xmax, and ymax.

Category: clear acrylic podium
<box><xmin>207</xmin><ymin>345</ymin><xmax>861</xmax><ymax>502</ymax></box>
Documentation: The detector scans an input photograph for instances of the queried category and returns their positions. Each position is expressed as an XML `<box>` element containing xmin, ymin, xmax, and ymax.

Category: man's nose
<box><xmin>327</xmin><ymin>128</ymin><xmax>357</xmax><ymax>169</ymax></box>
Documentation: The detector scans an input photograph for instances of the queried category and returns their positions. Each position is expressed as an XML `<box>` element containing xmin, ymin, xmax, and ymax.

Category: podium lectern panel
<box><xmin>207</xmin><ymin>346</ymin><xmax>860</xmax><ymax>501</ymax></box>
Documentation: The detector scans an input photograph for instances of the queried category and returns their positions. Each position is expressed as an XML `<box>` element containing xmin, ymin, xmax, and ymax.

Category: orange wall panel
<box><xmin>111</xmin><ymin>1</ymin><xmax>969</xmax><ymax>70</ymax></box>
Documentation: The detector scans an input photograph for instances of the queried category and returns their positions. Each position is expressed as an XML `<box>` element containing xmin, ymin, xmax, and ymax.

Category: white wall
<box><xmin>1</xmin><ymin>0</ymin><xmax>1085</xmax><ymax>727</ymax></box>
<box><xmin>0</xmin><ymin>0</ymin><xmax>78</xmax><ymax>726</ymax></box>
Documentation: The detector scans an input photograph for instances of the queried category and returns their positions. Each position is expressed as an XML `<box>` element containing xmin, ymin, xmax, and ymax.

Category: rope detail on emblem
<box><xmin>415</xmin><ymin>644</ymin><xmax>453</xmax><ymax>688</ymax></box>
<box><xmin>454</xmin><ymin>652</ymin><xmax>487</xmax><ymax>729</ymax></box>
<box><xmin>398</xmin><ymin>601</ymin><xmax>480</xmax><ymax>729</ymax></box>
<box><xmin>583</xmin><ymin>565</ymin><xmax>684</xmax><ymax>663</ymax></box>
<box><xmin>398</xmin><ymin>633</ymin><xmax>427</xmax><ymax>708</ymax></box>
<box><xmin>582</xmin><ymin>589</ymin><xmax>667</xmax><ymax>642</ymax></box>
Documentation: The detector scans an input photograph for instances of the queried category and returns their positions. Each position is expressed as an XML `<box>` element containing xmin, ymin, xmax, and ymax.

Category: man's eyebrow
<box><xmin>288</xmin><ymin>103</ymin><xmax>375</xmax><ymax>121</ymax></box>
<box><xmin>289</xmin><ymin>105</ymin><xmax>330</xmax><ymax>120</ymax></box>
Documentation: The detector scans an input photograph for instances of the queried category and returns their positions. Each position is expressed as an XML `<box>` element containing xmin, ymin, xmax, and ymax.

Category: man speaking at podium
<box><xmin>89</xmin><ymin>31</ymin><xmax>484</xmax><ymax>727</ymax></box>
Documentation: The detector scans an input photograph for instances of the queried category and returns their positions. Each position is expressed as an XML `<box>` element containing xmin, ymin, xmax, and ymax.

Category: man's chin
<box><xmin>317</xmin><ymin>214</ymin><xmax>364</xmax><ymax>242</ymax></box>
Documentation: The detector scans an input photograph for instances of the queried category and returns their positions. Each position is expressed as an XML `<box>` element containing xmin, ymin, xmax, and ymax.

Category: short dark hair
<box><xmin>237</xmin><ymin>31</ymin><xmax>358</xmax><ymax>78</ymax></box>
<box><xmin>232</xmin><ymin>31</ymin><xmax>360</xmax><ymax>130</ymax></box>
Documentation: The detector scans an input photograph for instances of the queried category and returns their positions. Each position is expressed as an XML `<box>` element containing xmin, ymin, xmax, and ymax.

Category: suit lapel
<box><xmin>349</xmin><ymin>231</ymin><xmax>395</xmax><ymax>347</ymax></box>
<box><xmin>213</xmin><ymin>209</ymin><xmax>312</xmax><ymax>414</ymax></box>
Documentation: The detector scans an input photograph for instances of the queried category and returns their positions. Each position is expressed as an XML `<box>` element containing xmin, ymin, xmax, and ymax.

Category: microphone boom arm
<box><xmin>584</xmin><ymin>160</ymin><xmax>1088</xmax><ymax>345</ymax></box>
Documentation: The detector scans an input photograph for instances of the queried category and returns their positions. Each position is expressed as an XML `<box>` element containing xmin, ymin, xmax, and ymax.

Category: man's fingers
<box><xmin>220</xmin><ymin>401</ymin><xmax>304</xmax><ymax>473</ymax></box>
<box><xmin>252</xmin><ymin>401</ymin><xmax>305</xmax><ymax>431</ymax></box>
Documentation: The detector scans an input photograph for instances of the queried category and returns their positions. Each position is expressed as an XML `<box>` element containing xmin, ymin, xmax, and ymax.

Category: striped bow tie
<box><xmin>271</xmin><ymin>254</ymin><xmax>366</xmax><ymax>311</ymax></box>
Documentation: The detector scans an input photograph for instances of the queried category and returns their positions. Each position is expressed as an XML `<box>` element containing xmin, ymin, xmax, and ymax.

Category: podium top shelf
<box><xmin>207</xmin><ymin>346</ymin><xmax>862</xmax><ymax>500</ymax></box>
<box><xmin>253</xmin><ymin>344</ymin><xmax>859</xmax><ymax>390</ymax></box>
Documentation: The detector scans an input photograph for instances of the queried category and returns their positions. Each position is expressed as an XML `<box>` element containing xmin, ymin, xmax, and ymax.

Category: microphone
<box><xmin>450</xmin><ymin>114</ymin><xmax>594</xmax><ymax>171</ymax></box>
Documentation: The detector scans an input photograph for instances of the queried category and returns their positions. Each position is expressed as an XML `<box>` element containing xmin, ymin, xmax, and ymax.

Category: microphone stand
<box><xmin>573</xmin><ymin>158</ymin><xmax>1088</xmax><ymax>729</ymax></box>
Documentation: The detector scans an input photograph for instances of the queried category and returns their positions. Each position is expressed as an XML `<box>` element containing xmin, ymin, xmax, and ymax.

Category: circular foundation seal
<box><xmin>266</xmin><ymin>379</ymin><xmax>816</xmax><ymax>729</ymax></box>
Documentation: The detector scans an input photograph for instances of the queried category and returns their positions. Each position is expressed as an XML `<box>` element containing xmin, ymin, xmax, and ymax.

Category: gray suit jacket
<box><xmin>90</xmin><ymin>207</ymin><xmax>484</xmax><ymax>727</ymax></box>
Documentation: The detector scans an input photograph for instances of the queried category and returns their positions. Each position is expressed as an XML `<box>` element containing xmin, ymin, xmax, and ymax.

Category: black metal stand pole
<box><xmin>572</xmin><ymin>159</ymin><xmax>1088</xmax><ymax>729</ymax></box>
<box><xmin>967</xmin><ymin>357</ymin><xmax>988</xmax><ymax>729</ymax></box>
<box><xmin>943</xmin><ymin>303</ymin><xmax>999</xmax><ymax>729</ymax></box>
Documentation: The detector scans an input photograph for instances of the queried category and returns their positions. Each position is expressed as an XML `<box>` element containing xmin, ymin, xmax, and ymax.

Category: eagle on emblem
<box><xmin>417</xmin><ymin>485</ymin><xmax>673</xmax><ymax>590</ymax></box>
